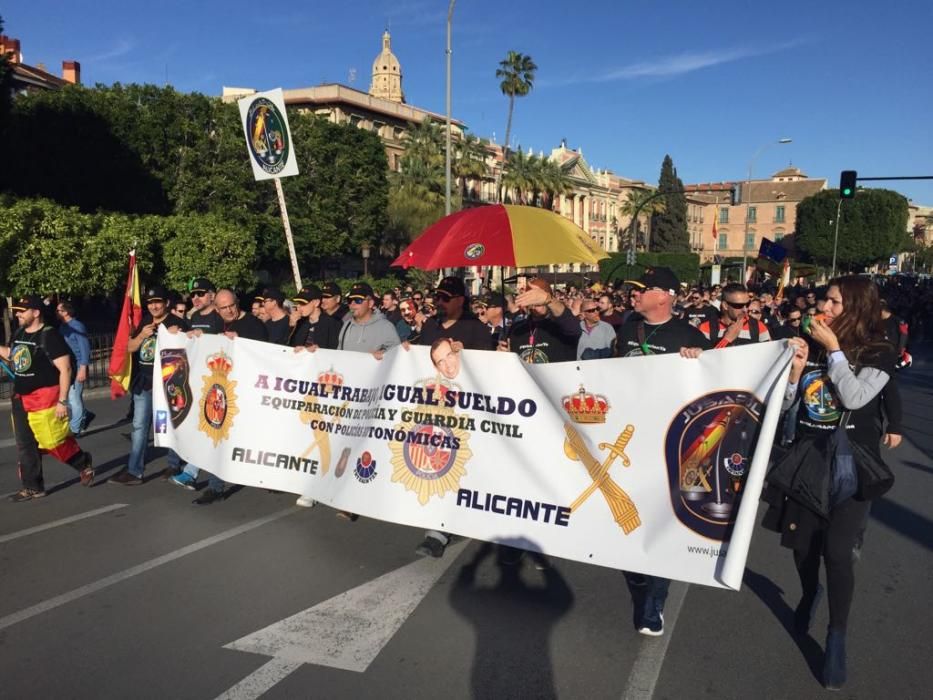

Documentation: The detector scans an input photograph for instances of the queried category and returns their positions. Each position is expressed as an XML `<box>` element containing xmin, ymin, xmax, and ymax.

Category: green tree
<box><xmin>454</xmin><ymin>133</ymin><xmax>488</xmax><ymax>201</ymax></box>
<box><xmin>620</xmin><ymin>188</ymin><xmax>663</xmax><ymax>251</ymax></box>
<box><xmin>501</xmin><ymin>149</ymin><xmax>538</xmax><ymax>204</ymax></box>
<box><xmin>0</xmin><ymin>15</ymin><xmax>12</xmax><ymax>139</ymax></box>
<box><xmin>650</xmin><ymin>155</ymin><xmax>689</xmax><ymax>252</ymax></box>
<box><xmin>161</xmin><ymin>214</ymin><xmax>257</xmax><ymax>291</ymax></box>
<box><xmin>795</xmin><ymin>189</ymin><xmax>911</xmax><ymax>270</ymax></box>
<box><xmin>496</xmin><ymin>50</ymin><xmax>537</xmax><ymax>200</ymax></box>
<box><xmin>537</xmin><ymin>157</ymin><xmax>573</xmax><ymax>210</ymax></box>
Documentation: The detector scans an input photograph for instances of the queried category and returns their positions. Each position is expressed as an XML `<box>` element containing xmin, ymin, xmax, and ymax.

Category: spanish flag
<box><xmin>711</xmin><ymin>207</ymin><xmax>718</xmax><ymax>241</ymax></box>
<box><xmin>108</xmin><ymin>250</ymin><xmax>142</xmax><ymax>398</ymax></box>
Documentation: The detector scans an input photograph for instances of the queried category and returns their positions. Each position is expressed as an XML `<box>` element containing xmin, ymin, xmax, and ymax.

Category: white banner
<box><xmin>238</xmin><ymin>88</ymin><xmax>299</xmax><ymax>181</ymax></box>
<box><xmin>154</xmin><ymin>328</ymin><xmax>792</xmax><ymax>590</ymax></box>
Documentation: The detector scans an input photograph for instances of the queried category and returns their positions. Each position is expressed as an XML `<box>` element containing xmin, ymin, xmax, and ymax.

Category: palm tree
<box><xmin>495</xmin><ymin>51</ymin><xmax>537</xmax><ymax>200</ymax></box>
<box><xmin>620</xmin><ymin>188</ymin><xmax>664</xmax><ymax>251</ymax></box>
<box><xmin>501</xmin><ymin>149</ymin><xmax>537</xmax><ymax>204</ymax></box>
<box><xmin>398</xmin><ymin>118</ymin><xmax>445</xmax><ymax>195</ymax></box>
<box><xmin>453</xmin><ymin>133</ymin><xmax>489</xmax><ymax>203</ymax></box>
<box><xmin>538</xmin><ymin>157</ymin><xmax>573</xmax><ymax>210</ymax></box>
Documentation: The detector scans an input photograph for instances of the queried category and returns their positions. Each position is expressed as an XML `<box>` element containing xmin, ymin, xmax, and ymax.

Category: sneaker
<box><xmin>80</xmin><ymin>460</ymin><xmax>95</xmax><ymax>487</ymax></box>
<box><xmin>295</xmin><ymin>496</ymin><xmax>316</xmax><ymax>508</ymax></box>
<box><xmin>335</xmin><ymin>510</ymin><xmax>359</xmax><ymax>521</ymax></box>
<box><xmin>109</xmin><ymin>469</ymin><xmax>143</xmax><ymax>485</ymax></box>
<box><xmin>638</xmin><ymin>614</ymin><xmax>665</xmax><ymax>637</ymax></box>
<box><xmin>170</xmin><ymin>472</ymin><xmax>197</xmax><ymax>490</ymax></box>
<box><xmin>161</xmin><ymin>467</ymin><xmax>182</xmax><ymax>481</ymax></box>
<box><xmin>9</xmin><ymin>488</ymin><xmax>46</xmax><ymax>502</ymax></box>
<box><xmin>415</xmin><ymin>536</ymin><xmax>446</xmax><ymax>558</ymax></box>
<box><xmin>81</xmin><ymin>411</ymin><xmax>96</xmax><ymax>433</ymax></box>
<box><xmin>193</xmin><ymin>488</ymin><xmax>224</xmax><ymax>505</ymax></box>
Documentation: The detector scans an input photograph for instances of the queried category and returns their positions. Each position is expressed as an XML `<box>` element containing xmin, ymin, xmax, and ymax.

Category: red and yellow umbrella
<box><xmin>391</xmin><ymin>204</ymin><xmax>609</xmax><ymax>270</ymax></box>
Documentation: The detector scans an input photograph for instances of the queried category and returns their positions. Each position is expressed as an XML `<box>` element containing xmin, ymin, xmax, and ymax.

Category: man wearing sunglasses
<box><xmin>577</xmin><ymin>300</ymin><xmax>615</xmax><ymax>360</ymax></box>
<box><xmin>187</xmin><ymin>277</ymin><xmax>224</xmax><ymax>336</ymax></box>
<box><xmin>612</xmin><ymin>268</ymin><xmax>707</xmax><ymax>637</ymax></box>
<box><xmin>321</xmin><ymin>282</ymin><xmax>348</xmax><ymax>323</ymax></box>
<box><xmin>697</xmin><ymin>283</ymin><xmax>771</xmax><ymax>348</ymax></box>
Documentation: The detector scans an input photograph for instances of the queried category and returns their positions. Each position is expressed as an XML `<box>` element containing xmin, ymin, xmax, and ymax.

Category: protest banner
<box><xmin>154</xmin><ymin>328</ymin><xmax>792</xmax><ymax>589</ymax></box>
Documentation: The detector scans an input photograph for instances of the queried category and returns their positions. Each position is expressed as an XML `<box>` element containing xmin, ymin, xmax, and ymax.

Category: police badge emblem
<box><xmin>198</xmin><ymin>351</ymin><xmax>239</xmax><ymax>446</ymax></box>
<box><xmin>245</xmin><ymin>97</ymin><xmax>291</xmax><ymax>176</ymax></box>
<box><xmin>160</xmin><ymin>349</ymin><xmax>192</xmax><ymax>428</ymax></box>
<box><xmin>664</xmin><ymin>391</ymin><xmax>763</xmax><ymax>540</ymax></box>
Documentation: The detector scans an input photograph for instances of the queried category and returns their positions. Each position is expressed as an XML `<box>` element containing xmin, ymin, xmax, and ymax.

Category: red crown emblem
<box><xmin>318</xmin><ymin>367</ymin><xmax>344</xmax><ymax>391</ymax></box>
<box><xmin>206</xmin><ymin>351</ymin><xmax>233</xmax><ymax>375</ymax></box>
<box><xmin>562</xmin><ymin>385</ymin><xmax>610</xmax><ymax>424</ymax></box>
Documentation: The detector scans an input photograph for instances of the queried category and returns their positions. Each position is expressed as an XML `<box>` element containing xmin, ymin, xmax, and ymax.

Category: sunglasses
<box><xmin>192</xmin><ymin>291</ymin><xmax>209</xmax><ymax>298</ymax></box>
<box><xmin>349</xmin><ymin>297</ymin><xmax>368</xmax><ymax>305</ymax></box>
<box><xmin>725</xmin><ymin>300</ymin><xmax>750</xmax><ymax>309</ymax></box>
<box><xmin>435</xmin><ymin>291</ymin><xmax>459</xmax><ymax>301</ymax></box>
<box><xmin>788</xmin><ymin>318</ymin><xmax>802</xmax><ymax>323</ymax></box>
<box><xmin>582</xmin><ymin>308</ymin><xmax>599</xmax><ymax>313</ymax></box>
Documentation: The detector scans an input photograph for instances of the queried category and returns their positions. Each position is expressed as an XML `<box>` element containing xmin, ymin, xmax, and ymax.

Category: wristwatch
<box><xmin>58</xmin><ymin>400</ymin><xmax>68</xmax><ymax>406</ymax></box>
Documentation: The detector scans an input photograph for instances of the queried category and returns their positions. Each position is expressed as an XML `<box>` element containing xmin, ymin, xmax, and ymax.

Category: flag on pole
<box><xmin>711</xmin><ymin>208</ymin><xmax>718</xmax><ymax>241</ymax></box>
<box><xmin>775</xmin><ymin>259</ymin><xmax>792</xmax><ymax>302</ymax></box>
<box><xmin>108</xmin><ymin>250</ymin><xmax>142</xmax><ymax>399</ymax></box>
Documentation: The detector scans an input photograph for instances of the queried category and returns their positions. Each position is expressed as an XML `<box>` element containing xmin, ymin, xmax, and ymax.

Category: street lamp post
<box><xmin>831</xmin><ymin>198</ymin><xmax>843</xmax><ymax>278</ymax></box>
<box><xmin>361</xmin><ymin>242</ymin><xmax>371</xmax><ymax>277</ymax></box>
<box><xmin>741</xmin><ymin>137</ymin><xmax>792</xmax><ymax>283</ymax></box>
<box><xmin>445</xmin><ymin>0</ymin><xmax>456</xmax><ymax>217</ymax></box>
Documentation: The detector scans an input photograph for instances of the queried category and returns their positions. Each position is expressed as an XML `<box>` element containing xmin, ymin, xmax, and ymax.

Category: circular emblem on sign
<box><xmin>245</xmin><ymin>97</ymin><xmax>290</xmax><ymax>175</ymax></box>
<box><xmin>354</xmin><ymin>451</ymin><xmax>378</xmax><ymax>483</ymax></box>
<box><xmin>402</xmin><ymin>425</ymin><xmax>457</xmax><ymax>480</ymax></box>
<box><xmin>664</xmin><ymin>390</ymin><xmax>764</xmax><ymax>540</ymax></box>
<box><xmin>799</xmin><ymin>369</ymin><xmax>840</xmax><ymax>423</ymax></box>
<box><xmin>11</xmin><ymin>345</ymin><xmax>31</xmax><ymax>373</ymax></box>
<box><xmin>464</xmin><ymin>243</ymin><xmax>485</xmax><ymax>260</ymax></box>
<box><xmin>204</xmin><ymin>383</ymin><xmax>228</xmax><ymax>429</ymax></box>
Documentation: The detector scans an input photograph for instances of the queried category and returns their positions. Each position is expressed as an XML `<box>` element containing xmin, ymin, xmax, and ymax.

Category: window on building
<box><xmin>718</xmin><ymin>233</ymin><xmax>729</xmax><ymax>250</ymax></box>
<box><xmin>747</xmin><ymin>206</ymin><xmax>757</xmax><ymax>223</ymax></box>
<box><xmin>775</xmin><ymin>229</ymin><xmax>785</xmax><ymax>242</ymax></box>
<box><xmin>745</xmin><ymin>231</ymin><xmax>756</xmax><ymax>250</ymax></box>
<box><xmin>719</xmin><ymin>207</ymin><xmax>729</xmax><ymax>224</ymax></box>
<box><xmin>775</xmin><ymin>205</ymin><xmax>785</xmax><ymax>223</ymax></box>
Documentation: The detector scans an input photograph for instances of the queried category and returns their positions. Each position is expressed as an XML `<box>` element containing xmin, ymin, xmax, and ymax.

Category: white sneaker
<box><xmin>295</xmin><ymin>496</ymin><xmax>316</xmax><ymax>508</ymax></box>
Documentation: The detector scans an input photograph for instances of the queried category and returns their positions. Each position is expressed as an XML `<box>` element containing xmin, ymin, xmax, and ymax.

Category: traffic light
<box><xmin>840</xmin><ymin>170</ymin><xmax>857</xmax><ymax>199</ymax></box>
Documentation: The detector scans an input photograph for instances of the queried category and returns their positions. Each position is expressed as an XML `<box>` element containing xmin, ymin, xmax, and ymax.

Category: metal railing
<box><xmin>1</xmin><ymin>333</ymin><xmax>115</xmax><ymax>400</ymax></box>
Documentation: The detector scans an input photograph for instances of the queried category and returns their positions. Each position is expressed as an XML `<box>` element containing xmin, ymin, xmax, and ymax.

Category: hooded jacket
<box><xmin>337</xmin><ymin>310</ymin><xmax>400</xmax><ymax>354</ymax></box>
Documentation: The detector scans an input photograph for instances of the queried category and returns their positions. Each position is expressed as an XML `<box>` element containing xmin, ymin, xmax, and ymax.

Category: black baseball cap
<box><xmin>145</xmin><ymin>285</ymin><xmax>169</xmax><ymax>303</ymax></box>
<box><xmin>11</xmin><ymin>295</ymin><xmax>43</xmax><ymax>312</ymax></box>
<box><xmin>263</xmin><ymin>287</ymin><xmax>286</xmax><ymax>305</ymax></box>
<box><xmin>321</xmin><ymin>281</ymin><xmax>342</xmax><ymax>298</ymax></box>
<box><xmin>293</xmin><ymin>285</ymin><xmax>322</xmax><ymax>304</ymax></box>
<box><xmin>625</xmin><ymin>267</ymin><xmax>680</xmax><ymax>295</ymax></box>
<box><xmin>436</xmin><ymin>276</ymin><xmax>466</xmax><ymax>298</ymax></box>
<box><xmin>347</xmin><ymin>282</ymin><xmax>374</xmax><ymax>301</ymax></box>
<box><xmin>476</xmin><ymin>292</ymin><xmax>505</xmax><ymax>308</ymax></box>
<box><xmin>190</xmin><ymin>277</ymin><xmax>216</xmax><ymax>293</ymax></box>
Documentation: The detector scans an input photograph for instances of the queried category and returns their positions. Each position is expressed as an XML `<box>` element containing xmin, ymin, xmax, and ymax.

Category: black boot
<box><xmin>794</xmin><ymin>583</ymin><xmax>823</xmax><ymax>635</ymax></box>
<box><xmin>823</xmin><ymin>627</ymin><xmax>847</xmax><ymax>690</ymax></box>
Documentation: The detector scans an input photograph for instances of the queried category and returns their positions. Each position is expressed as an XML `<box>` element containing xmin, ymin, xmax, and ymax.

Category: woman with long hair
<box><xmin>763</xmin><ymin>275</ymin><xmax>901</xmax><ymax>690</ymax></box>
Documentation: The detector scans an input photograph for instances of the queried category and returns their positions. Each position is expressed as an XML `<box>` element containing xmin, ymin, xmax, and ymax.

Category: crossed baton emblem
<box><xmin>563</xmin><ymin>423</ymin><xmax>641</xmax><ymax>534</ymax></box>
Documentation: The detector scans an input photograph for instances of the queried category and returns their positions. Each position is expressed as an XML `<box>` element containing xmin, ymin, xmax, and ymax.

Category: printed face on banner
<box><xmin>160</xmin><ymin>349</ymin><xmax>192</xmax><ymax>428</ymax></box>
<box><xmin>198</xmin><ymin>351</ymin><xmax>239</xmax><ymax>446</ymax></box>
<box><xmin>664</xmin><ymin>390</ymin><xmax>764</xmax><ymax>541</ymax></box>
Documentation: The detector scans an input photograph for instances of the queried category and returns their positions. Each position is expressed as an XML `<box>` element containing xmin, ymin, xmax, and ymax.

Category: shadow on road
<box><xmin>449</xmin><ymin>539</ymin><xmax>574</xmax><ymax>699</ymax></box>
<box><xmin>870</xmin><ymin>497</ymin><xmax>933</xmax><ymax>552</ymax></box>
<box><xmin>743</xmin><ymin>568</ymin><xmax>823</xmax><ymax>682</ymax></box>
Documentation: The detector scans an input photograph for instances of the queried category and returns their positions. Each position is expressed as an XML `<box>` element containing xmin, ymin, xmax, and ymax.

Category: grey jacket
<box><xmin>338</xmin><ymin>310</ymin><xmax>401</xmax><ymax>353</ymax></box>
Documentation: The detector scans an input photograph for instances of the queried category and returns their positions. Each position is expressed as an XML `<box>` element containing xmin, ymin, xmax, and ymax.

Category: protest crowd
<box><xmin>1</xmin><ymin>267</ymin><xmax>928</xmax><ymax>691</ymax></box>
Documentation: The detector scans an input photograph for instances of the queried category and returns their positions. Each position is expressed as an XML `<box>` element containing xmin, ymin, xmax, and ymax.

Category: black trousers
<box><xmin>793</xmin><ymin>496</ymin><xmax>872</xmax><ymax>632</ymax></box>
<box><xmin>11</xmin><ymin>396</ymin><xmax>87</xmax><ymax>492</ymax></box>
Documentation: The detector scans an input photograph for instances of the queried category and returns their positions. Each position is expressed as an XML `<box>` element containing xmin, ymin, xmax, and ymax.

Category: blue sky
<box><xmin>6</xmin><ymin>0</ymin><xmax>933</xmax><ymax>204</ymax></box>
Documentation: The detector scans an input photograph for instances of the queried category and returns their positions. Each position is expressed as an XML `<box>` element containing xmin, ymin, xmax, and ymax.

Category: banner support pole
<box><xmin>274</xmin><ymin>177</ymin><xmax>302</xmax><ymax>291</ymax></box>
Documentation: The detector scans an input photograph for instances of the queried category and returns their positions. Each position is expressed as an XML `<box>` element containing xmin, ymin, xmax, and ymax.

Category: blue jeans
<box><xmin>128</xmin><ymin>390</ymin><xmax>153</xmax><ymax>478</ymax></box>
<box><xmin>67</xmin><ymin>380</ymin><xmax>86</xmax><ymax>434</ymax></box>
<box><xmin>182</xmin><ymin>462</ymin><xmax>224</xmax><ymax>493</ymax></box>
<box><xmin>641</xmin><ymin>576</ymin><xmax>671</xmax><ymax>627</ymax></box>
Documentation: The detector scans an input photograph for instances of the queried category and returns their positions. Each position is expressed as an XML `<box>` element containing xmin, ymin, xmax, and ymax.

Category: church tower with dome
<box><xmin>369</xmin><ymin>30</ymin><xmax>404</xmax><ymax>103</ymax></box>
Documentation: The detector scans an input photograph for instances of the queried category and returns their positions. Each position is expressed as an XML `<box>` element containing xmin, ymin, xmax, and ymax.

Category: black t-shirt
<box><xmin>600</xmin><ymin>311</ymin><xmax>626</xmax><ymax>330</ymax></box>
<box><xmin>132</xmin><ymin>314</ymin><xmax>188</xmax><ymax>394</ymax></box>
<box><xmin>290</xmin><ymin>312</ymin><xmax>340</xmax><ymax>349</ymax></box>
<box><xmin>265</xmin><ymin>316</ymin><xmax>291</xmax><ymax>345</ymax></box>
<box><xmin>11</xmin><ymin>325</ymin><xmax>69</xmax><ymax>395</ymax></box>
<box><xmin>189</xmin><ymin>309</ymin><xmax>224</xmax><ymax>335</ymax></box>
<box><xmin>326</xmin><ymin>305</ymin><xmax>348</xmax><ymax>324</ymax></box>
<box><xmin>382</xmin><ymin>307</ymin><xmax>403</xmax><ymax>325</ymax></box>
<box><xmin>508</xmin><ymin>307</ymin><xmax>582</xmax><ymax>363</ymax></box>
<box><xmin>226</xmin><ymin>313</ymin><xmax>268</xmax><ymax>342</ymax></box>
<box><xmin>794</xmin><ymin>336</ymin><xmax>897</xmax><ymax>453</ymax></box>
<box><xmin>684</xmin><ymin>304</ymin><xmax>717</xmax><ymax>329</ymax></box>
<box><xmin>418</xmin><ymin>315</ymin><xmax>495</xmax><ymax>351</ymax></box>
<box><xmin>614</xmin><ymin>317</ymin><xmax>710</xmax><ymax>357</ymax></box>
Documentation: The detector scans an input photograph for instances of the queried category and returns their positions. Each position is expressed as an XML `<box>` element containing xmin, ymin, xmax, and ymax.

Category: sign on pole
<box><xmin>238</xmin><ymin>89</ymin><xmax>302</xmax><ymax>290</ymax></box>
<box><xmin>238</xmin><ymin>89</ymin><xmax>299</xmax><ymax>181</ymax></box>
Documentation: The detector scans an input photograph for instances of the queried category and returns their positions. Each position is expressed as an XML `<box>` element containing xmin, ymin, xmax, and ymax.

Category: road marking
<box><xmin>621</xmin><ymin>582</ymin><xmax>689</xmax><ymax>700</ymax></box>
<box><xmin>218</xmin><ymin>541</ymin><xmax>468</xmax><ymax>698</ymax></box>
<box><xmin>0</xmin><ymin>504</ymin><xmax>129</xmax><ymax>544</ymax></box>
<box><xmin>0</xmin><ymin>507</ymin><xmax>296</xmax><ymax>632</ymax></box>
<box><xmin>215</xmin><ymin>658</ymin><xmax>304</xmax><ymax>700</ymax></box>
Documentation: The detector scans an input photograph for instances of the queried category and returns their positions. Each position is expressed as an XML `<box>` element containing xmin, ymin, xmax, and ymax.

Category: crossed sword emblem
<box><xmin>563</xmin><ymin>423</ymin><xmax>641</xmax><ymax>534</ymax></box>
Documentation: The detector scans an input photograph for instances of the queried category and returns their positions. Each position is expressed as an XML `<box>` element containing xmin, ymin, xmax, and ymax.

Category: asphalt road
<box><xmin>1</xmin><ymin>343</ymin><xmax>930</xmax><ymax>699</ymax></box>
